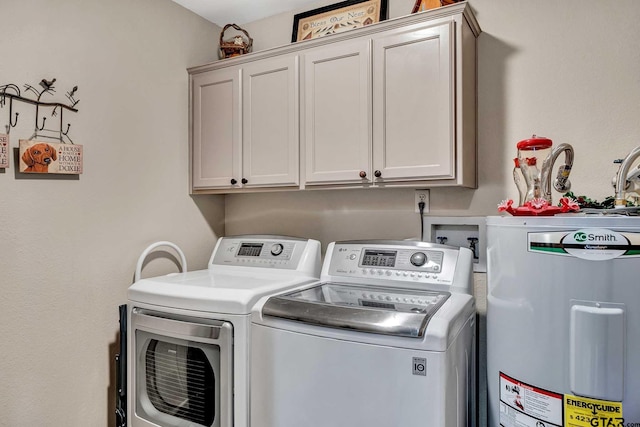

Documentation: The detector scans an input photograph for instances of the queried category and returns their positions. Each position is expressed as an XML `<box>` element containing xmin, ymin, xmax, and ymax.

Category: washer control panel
<box><xmin>328</xmin><ymin>241</ymin><xmax>461</xmax><ymax>286</ymax></box>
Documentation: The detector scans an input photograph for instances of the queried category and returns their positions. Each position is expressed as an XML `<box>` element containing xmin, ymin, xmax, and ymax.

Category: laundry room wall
<box><xmin>0</xmin><ymin>1</ymin><xmax>223</xmax><ymax>426</ymax></box>
<box><xmin>226</xmin><ymin>0</ymin><xmax>640</xmax><ymax>242</ymax></box>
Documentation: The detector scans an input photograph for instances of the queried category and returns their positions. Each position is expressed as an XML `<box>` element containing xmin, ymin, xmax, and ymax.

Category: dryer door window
<box><xmin>144</xmin><ymin>338</ymin><xmax>216</xmax><ymax>425</ymax></box>
<box><xmin>132</xmin><ymin>309</ymin><xmax>233</xmax><ymax>427</ymax></box>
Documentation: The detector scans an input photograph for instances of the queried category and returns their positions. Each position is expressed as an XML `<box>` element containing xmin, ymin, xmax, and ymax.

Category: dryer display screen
<box><xmin>237</xmin><ymin>243</ymin><xmax>263</xmax><ymax>257</ymax></box>
<box><xmin>362</xmin><ymin>250</ymin><xmax>396</xmax><ymax>267</ymax></box>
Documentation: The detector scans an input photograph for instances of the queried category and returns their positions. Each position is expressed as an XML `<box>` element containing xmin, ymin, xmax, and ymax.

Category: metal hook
<box><xmin>38</xmin><ymin>116</ymin><xmax>46</xmax><ymax>131</ymax></box>
<box><xmin>9</xmin><ymin>98</ymin><xmax>19</xmax><ymax>127</ymax></box>
<box><xmin>61</xmin><ymin>123</ymin><xmax>71</xmax><ymax>136</ymax></box>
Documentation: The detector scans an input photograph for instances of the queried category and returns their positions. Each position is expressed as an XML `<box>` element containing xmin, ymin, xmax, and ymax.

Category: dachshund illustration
<box><xmin>22</xmin><ymin>143</ymin><xmax>58</xmax><ymax>172</ymax></box>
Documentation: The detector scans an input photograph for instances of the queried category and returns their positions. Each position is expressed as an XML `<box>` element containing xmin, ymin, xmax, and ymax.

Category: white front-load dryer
<box><xmin>126</xmin><ymin>235</ymin><xmax>321</xmax><ymax>427</ymax></box>
<box><xmin>250</xmin><ymin>240</ymin><xmax>476</xmax><ymax>427</ymax></box>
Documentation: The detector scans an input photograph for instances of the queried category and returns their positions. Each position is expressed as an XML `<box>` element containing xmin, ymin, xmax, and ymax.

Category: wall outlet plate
<box><xmin>415</xmin><ymin>189</ymin><xmax>430</xmax><ymax>213</ymax></box>
<box><xmin>422</xmin><ymin>216</ymin><xmax>486</xmax><ymax>273</ymax></box>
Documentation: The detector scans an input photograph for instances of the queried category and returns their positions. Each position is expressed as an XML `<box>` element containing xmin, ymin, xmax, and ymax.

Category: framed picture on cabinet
<box><xmin>292</xmin><ymin>0</ymin><xmax>388</xmax><ymax>43</ymax></box>
<box><xmin>412</xmin><ymin>0</ymin><xmax>460</xmax><ymax>13</ymax></box>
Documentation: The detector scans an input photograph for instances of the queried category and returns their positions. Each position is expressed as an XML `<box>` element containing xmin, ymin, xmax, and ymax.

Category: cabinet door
<box><xmin>242</xmin><ymin>56</ymin><xmax>299</xmax><ymax>187</ymax></box>
<box><xmin>303</xmin><ymin>40</ymin><xmax>371</xmax><ymax>185</ymax></box>
<box><xmin>372</xmin><ymin>21</ymin><xmax>454</xmax><ymax>182</ymax></box>
<box><xmin>192</xmin><ymin>68</ymin><xmax>242</xmax><ymax>189</ymax></box>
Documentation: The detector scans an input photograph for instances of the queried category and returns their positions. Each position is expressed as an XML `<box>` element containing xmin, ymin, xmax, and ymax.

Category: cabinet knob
<box><xmin>230</xmin><ymin>179</ymin><xmax>237</xmax><ymax>185</ymax></box>
<box><xmin>359</xmin><ymin>171</ymin><xmax>367</xmax><ymax>178</ymax></box>
<box><xmin>241</xmin><ymin>178</ymin><xmax>248</xmax><ymax>184</ymax></box>
<box><xmin>374</xmin><ymin>170</ymin><xmax>382</xmax><ymax>178</ymax></box>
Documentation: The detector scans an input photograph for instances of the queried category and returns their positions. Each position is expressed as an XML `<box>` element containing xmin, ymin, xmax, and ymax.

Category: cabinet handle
<box><xmin>359</xmin><ymin>171</ymin><xmax>367</xmax><ymax>178</ymax></box>
<box><xmin>230</xmin><ymin>179</ymin><xmax>237</xmax><ymax>185</ymax></box>
<box><xmin>241</xmin><ymin>178</ymin><xmax>248</xmax><ymax>184</ymax></box>
<box><xmin>374</xmin><ymin>170</ymin><xmax>382</xmax><ymax>178</ymax></box>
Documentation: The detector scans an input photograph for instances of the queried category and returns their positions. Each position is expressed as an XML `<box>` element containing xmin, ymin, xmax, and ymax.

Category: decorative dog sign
<box><xmin>0</xmin><ymin>134</ymin><xmax>8</xmax><ymax>168</ymax></box>
<box><xmin>19</xmin><ymin>140</ymin><xmax>83</xmax><ymax>174</ymax></box>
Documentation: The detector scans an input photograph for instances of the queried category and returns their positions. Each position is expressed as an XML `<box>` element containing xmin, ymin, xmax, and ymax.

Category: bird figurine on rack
<box><xmin>24</xmin><ymin>77</ymin><xmax>57</xmax><ymax>99</ymax></box>
<box><xmin>39</xmin><ymin>78</ymin><xmax>56</xmax><ymax>91</ymax></box>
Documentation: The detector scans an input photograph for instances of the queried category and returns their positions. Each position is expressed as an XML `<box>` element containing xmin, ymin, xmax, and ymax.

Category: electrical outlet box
<box><xmin>415</xmin><ymin>189</ymin><xmax>430</xmax><ymax>213</ymax></box>
<box><xmin>422</xmin><ymin>216</ymin><xmax>486</xmax><ymax>273</ymax></box>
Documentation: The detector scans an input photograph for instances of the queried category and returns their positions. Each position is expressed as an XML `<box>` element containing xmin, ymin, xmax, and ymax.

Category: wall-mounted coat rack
<box><xmin>1</xmin><ymin>78</ymin><xmax>79</xmax><ymax>143</ymax></box>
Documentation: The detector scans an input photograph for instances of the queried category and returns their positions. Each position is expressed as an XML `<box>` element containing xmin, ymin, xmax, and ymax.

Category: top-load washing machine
<box><xmin>250</xmin><ymin>240</ymin><xmax>477</xmax><ymax>427</ymax></box>
<box><xmin>126</xmin><ymin>235</ymin><xmax>321</xmax><ymax>427</ymax></box>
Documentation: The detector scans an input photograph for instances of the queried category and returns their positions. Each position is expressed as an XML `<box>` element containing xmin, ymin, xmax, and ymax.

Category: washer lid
<box><xmin>262</xmin><ymin>282</ymin><xmax>450</xmax><ymax>338</ymax></box>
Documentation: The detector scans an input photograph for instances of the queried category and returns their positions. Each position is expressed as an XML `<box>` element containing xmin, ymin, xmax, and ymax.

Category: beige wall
<box><xmin>227</xmin><ymin>0</ymin><xmax>640</xmax><ymax>243</ymax></box>
<box><xmin>2</xmin><ymin>0</ymin><xmax>639</xmax><ymax>426</ymax></box>
<box><xmin>0</xmin><ymin>0</ymin><xmax>223</xmax><ymax>425</ymax></box>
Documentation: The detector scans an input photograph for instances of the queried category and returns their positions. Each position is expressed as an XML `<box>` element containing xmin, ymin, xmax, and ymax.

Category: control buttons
<box><xmin>410</xmin><ymin>252</ymin><xmax>427</xmax><ymax>267</ymax></box>
<box><xmin>270</xmin><ymin>243</ymin><xmax>284</xmax><ymax>256</ymax></box>
<box><xmin>349</xmin><ymin>254</ymin><xmax>357</xmax><ymax>260</ymax></box>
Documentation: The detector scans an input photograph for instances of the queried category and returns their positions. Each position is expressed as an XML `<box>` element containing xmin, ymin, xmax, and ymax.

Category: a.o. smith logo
<box><xmin>528</xmin><ymin>228</ymin><xmax>640</xmax><ymax>260</ymax></box>
<box><xmin>572</xmin><ymin>231</ymin><xmax>619</xmax><ymax>243</ymax></box>
<box><xmin>574</xmin><ymin>232</ymin><xmax>588</xmax><ymax>242</ymax></box>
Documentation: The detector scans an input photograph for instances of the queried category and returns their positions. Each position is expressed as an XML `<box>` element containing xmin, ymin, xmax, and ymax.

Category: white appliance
<box><xmin>250</xmin><ymin>240</ymin><xmax>476</xmax><ymax>427</ymax></box>
<box><xmin>126</xmin><ymin>235</ymin><xmax>321</xmax><ymax>427</ymax></box>
<box><xmin>486</xmin><ymin>216</ymin><xmax>640</xmax><ymax>427</ymax></box>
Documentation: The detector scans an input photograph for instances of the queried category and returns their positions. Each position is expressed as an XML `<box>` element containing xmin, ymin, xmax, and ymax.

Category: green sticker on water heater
<box><xmin>528</xmin><ymin>229</ymin><xmax>640</xmax><ymax>260</ymax></box>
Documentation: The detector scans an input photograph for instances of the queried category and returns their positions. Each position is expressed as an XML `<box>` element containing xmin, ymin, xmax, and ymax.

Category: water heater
<box><xmin>486</xmin><ymin>215</ymin><xmax>640</xmax><ymax>427</ymax></box>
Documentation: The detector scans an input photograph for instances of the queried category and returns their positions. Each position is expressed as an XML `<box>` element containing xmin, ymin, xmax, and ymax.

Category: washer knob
<box><xmin>270</xmin><ymin>243</ymin><xmax>284</xmax><ymax>256</ymax></box>
<box><xmin>410</xmin><ymin>252</ymin><xmax>427</xmax><ymax>267</ymax></box>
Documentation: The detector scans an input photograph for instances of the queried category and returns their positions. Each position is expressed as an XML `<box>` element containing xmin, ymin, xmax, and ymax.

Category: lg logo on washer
<box><xmin>412</xmin><ymin>357</ymin><xmax>427</xmax><ymax>376</ymax></box>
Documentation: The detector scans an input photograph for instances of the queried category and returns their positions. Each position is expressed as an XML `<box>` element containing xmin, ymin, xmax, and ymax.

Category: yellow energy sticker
<box><xmin>565</xmin><ymin>394</ymin><xmax>623</xmax><ymax>427</ymax></box>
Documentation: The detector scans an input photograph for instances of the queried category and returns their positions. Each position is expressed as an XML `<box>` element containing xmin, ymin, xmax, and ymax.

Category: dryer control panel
<box><xmin>326</xmin><ymin>241</ymin><xmax>471</xmax><ymax>291</ymax></box>
<box><xmin>210</xmin><ymin>235</ymin><xmax>321</xmax><ymax>272</ymax></box>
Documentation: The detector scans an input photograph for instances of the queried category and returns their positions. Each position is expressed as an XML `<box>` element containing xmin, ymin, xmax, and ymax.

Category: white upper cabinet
<box><xmin>372</xmin><ymin>21</ymin><xmax>454</xmax><ymax>183</ymax></box>
<box><xmin>189</xmin><ymin>3</ymin><xmax>480</xmax><ymax>194</ymax></box>
<box><xmin>190</xmin><ymin>57</ymin><xmax>299</xmax><ymax>191</ymax></box>
<box><xmin>242</xmin><ymin>55</ymin><xmax>299</xmax><ymax>188</ymax></box>
<box><xmin>191</xmin><ymin>68</ymin><xmax>241</xmax><ymax>189</ymax></box>
<box><xmin>302</xmin><ymin>40</ymin><xmax>371</xmax><ymax>185</ymax></box>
